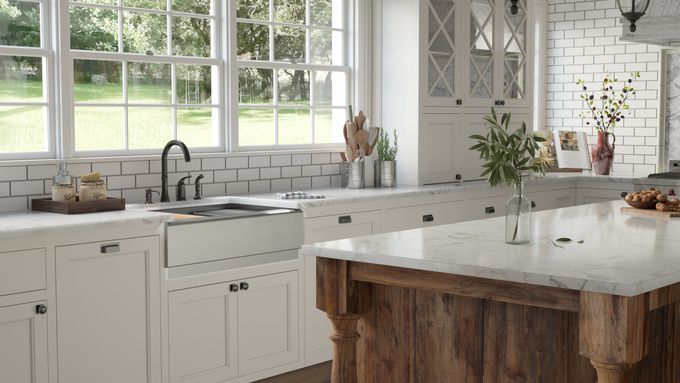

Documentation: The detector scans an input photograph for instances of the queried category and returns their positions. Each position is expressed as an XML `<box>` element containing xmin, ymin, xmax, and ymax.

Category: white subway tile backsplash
<box><xmin>226</xmin><ymin>181</ymin><xmax>249</xmax><ymax>195</ymax></box>
<box><xmin>0</xmin><ymin>166</ymin><xmax>27</xmax><ymax>181</ymax></box>
<box><xmin>0</xmin><ymin>151</ymin><xmax>343</xmax><ymax>211</ymax></box>
<box><xmin>0</xmin><ymin>197</ymin><xmax>27</xmax><ymax>212</ymax></box>
<box><xmin>292</xmin><ymin>154</ymin><xmax>312</xmax><ymax>165</ymax></box>
<box><xmin>106</xmin><ymin>175</ymin><xmax>136</xmax><ymax>190</ymax></box>
<box><xmin>249</xmin><ymin>156</ymin><xmax>270</xmax><ymax>168</ymax></box>
<box><xmin>249</xmin><ymin>180</ymin><xmax>271</xmax><ymax>193</ymax></box>
<box><xmin>302</xmin><ymin>165</ymin><xmax>321</xmax><ymax>177</ymax></box>
<box><xmin>27</xmin><ymin>165</ymin><xmax>56</xmax><ymax>180</ymax></box>
<box><xmin>291</xmin><ymin>177</ymin><xmax>312</xmax><ymax>190</ymax></box>
<box><xmin>312</xmin><ymin>153</ymin><xmax>331</xmax><ymax>164</ymax></box>
<box><xmin>271</xmin><ymin>155</ymin><xmax>292</xmax><ymax>167</ymax></box>
<box><xmin>122</xmin><ymin>161</ymin><xmax>149</xmax><ymax>174</ymax></box>
<box><xmin>260</xmin><ymin>167</ymin><xmax>281</xmax><ymax>180</ymax></box>
<box><xmin>238</xmin><ymin>168</ymin><xmax>259</xmax><ymax>181</ymax></box>
<box><xmin>214</xmin><ymin>170</ymin><xmax>237</xmax><ymax>182</ymax></box>
<box><xmin>11</xmin><ymin>180</ymin><xmax>44</xmax><ymax>196</ymax></box>
<box><xmin>202</xmin><ymin>157</ymin><xmax>225</xmax><ymax>170</ymax></box>
<box><xmin>93</xmin><ymin>162</ymin><xmax>121</xmax><ymax>176</ymax></box>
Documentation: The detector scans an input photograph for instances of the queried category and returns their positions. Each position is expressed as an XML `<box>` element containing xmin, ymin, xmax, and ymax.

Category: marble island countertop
<box><xmin>302</xmin><ymin>200</ymin><xmax>680</xmax><ymax>297</ymax></box>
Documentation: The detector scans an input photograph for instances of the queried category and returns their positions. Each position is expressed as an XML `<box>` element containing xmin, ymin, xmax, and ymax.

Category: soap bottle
<box><xmin>52</xmin><ymin>162</ymin><xmax>76</xmax><ymax>202</ymax></box>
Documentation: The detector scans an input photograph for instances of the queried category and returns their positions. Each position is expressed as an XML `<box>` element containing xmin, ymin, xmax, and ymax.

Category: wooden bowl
<box><xmin>621</xmin><ymin>193</ymin><xmax>657</xmax><ymax>210</ymax></box>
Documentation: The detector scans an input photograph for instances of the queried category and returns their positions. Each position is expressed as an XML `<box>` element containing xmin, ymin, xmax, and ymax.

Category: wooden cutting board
<box><xmin>621</xmin><ymin>207</ymin><xmax>680</xmax><ymax>218</ymax></box>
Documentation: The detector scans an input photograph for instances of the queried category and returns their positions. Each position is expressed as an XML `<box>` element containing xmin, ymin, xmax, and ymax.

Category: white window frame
<box><xmin>230</xmin><ymin>0</ymin><xmax>353</xmax><ymax>152</ymax></box>
<box><xmin>0</xmin><ymin>0</ymin><xmax>56</xmax><ymax>160</ymax></box>
<box><xmin>61</xmin><ymin>0</ymin><xmax>224</xmax><ymax>158</ymax></box>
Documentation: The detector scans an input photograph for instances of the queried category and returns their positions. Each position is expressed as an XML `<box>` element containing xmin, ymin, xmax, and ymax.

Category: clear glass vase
<box><xmin>505</xmin><ymin>183</ymin><xmax>532</xmax><ymax>244</ymax></box>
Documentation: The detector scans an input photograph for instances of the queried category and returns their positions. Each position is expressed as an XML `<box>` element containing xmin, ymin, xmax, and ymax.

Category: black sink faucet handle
<box><xmin>194</xmin><ymin>174</ymin><xmax>204</xmax><ymax>200</ymax></box>
<box><xmin>176</xmin><ymin>175</ymin><xmax>192</xmax><ymax>201</ymax></box>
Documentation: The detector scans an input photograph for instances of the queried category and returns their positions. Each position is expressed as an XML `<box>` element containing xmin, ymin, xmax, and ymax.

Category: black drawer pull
<box><xmin>456</xmin><ymin>99</ymin><xmax>463</xmax><ymax>106</ymax></box>
<box><xmin>338</xmin><ymin>215</ymin><xmax>352</xmax><ymax>224</ymax></box>
<box><xmin>229</xmin><ymin>284</ymin><xmax>239</xmax><ymax>293</ymax></box>
<box><xmin>531</xmin><ymin>201</ymin><xmax>536</xmax><ymax>208</ymax></box>
<box><xmin>100</xmin><ymin>244</ymin><xmax>120</xmax><ymax>254</ymax></box>
<box><xmin>485</xmin><ymin>206</ymin><xmax>496</xmax><ymax>214</ymax></box>
<box><xmin>423</xmin><ymin>214</ymin><xmax>434</xmax><ymax>222</ymax></box>
<box><xmin>240</xmin><ymin>282</ymin><xmax>249</xmax><ymax>291</ymax></box>
<box><xmin>455</xmin><ymin>174</ymin><xmax>462</xmax><ymax>181</ymax></box>
<box><xmin>494</xmin><ymin>100</ymin><xmax>506</xmax><ymax>106</ymax></box>
<box><xmin>36</xmin><ymin>304</ymin><xmax>47</xmax><ymax>315</ymax></box>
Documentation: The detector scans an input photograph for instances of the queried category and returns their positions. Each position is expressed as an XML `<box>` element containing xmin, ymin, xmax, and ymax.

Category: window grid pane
<box><xmin>237</xmin><ymin>0</ymin><xmax>348</xmax><ymax>147</ymax></box>
<box><xmin>69</xmin><ymin>0</ymin><xmax>220</xmax><ymax>152</ymax></box>
<box><xmin>0</xmin><ymin>1</ymin><xmax>51</xmax><ymax>156</ymax></box>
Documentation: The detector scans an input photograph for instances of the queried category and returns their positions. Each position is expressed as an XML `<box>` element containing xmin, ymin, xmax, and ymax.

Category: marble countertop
<box><xmin>302</xmin><ymin>200</ymin><xmax>680</xmax><ymax>297</ymax></box>
<box><xmin>0</xmin><ymin>209</ymin><xmax>173</xmax><ymax>240</ymax></box>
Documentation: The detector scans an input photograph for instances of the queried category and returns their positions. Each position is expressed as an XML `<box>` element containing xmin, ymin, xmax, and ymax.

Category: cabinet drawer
<box><xmin>0</xmin><ymin>249</ymin><xmax>46</xmax><ymax>296</ymax></box>
<box><xmin>384</xmin><ymin>201</ymin><xmax>466</xmax><ymax>232</ymax></box>
<box><xmin>459</xmin><ymin>196</ymin><xmax>508</xmax><ymax>222</ymax></box>
<box><xmin>304</xmin><ymin>210</ymin><xmax>383</xmax><ymax>244</ymax></box>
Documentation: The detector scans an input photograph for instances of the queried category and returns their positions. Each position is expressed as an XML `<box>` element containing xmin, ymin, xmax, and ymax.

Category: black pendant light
<box><xmin>616</xmin><ymin>0</ymin><xmax>651</xmax><ymax>33</ymax></box>
<box><xmin>510</xmin><ymin>0</ymin><xmax>519</xmax><ymax>15</ymax></box>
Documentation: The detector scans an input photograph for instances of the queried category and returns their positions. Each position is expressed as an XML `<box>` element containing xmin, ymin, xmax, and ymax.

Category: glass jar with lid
<box><xmin>79</xmin><ymin>180</ymin><xmax>107</xmax><ymax>202</ymax></box>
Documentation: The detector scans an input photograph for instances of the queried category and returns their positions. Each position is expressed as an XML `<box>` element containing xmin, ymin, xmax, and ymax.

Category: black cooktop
<box><xmin>649</xmin><ymin>172</ymin><xmax>680</xmax><ymax>179</ymax></box>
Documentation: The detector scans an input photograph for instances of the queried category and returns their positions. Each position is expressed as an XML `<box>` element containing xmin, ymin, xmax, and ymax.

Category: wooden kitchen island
<box><xmin>302</xmin><ymin>201</ymin><xmax>680</xmax><ymax>383</ymax></box>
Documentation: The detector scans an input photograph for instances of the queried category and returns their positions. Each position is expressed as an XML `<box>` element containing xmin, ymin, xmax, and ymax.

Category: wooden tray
<box><xmin>32</xmin><ymin>197</ymin><xmax>125</xmax><ymax>214</ymax></box>
<box><xmin>621</xmin><ymin>207</ymin><xmax>680</xmax><ymax>218</ymax></box>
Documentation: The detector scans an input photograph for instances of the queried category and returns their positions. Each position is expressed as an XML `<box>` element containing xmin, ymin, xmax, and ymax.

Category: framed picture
<box><xmin>553</xmin><ymin>130</ymin><xmax>591</xmax><ymax>169</ymax></box>
<box><xmin>661</xmin><ymin>49</ymin><xmax>680</xmax><ymax>171</ymax></box>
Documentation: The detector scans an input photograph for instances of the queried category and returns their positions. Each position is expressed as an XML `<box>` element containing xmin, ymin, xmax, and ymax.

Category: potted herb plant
<box><xmin>375</xmin><ymin>129</ymin><xmax>398</xmax><ymax>187</ymax></box>
<box><xmin>469</xmin><ymin>110</ymin><xmax>545</xmax><ymax>244</ymax></box>
<box><xmin>577</xmin><ymin>72</ymin><xmax>640</xmax><ymax>175</ymax></box>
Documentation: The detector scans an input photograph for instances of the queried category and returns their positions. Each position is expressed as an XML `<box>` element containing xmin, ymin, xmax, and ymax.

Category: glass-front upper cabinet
<box><xmin>422</xmin><ymin>0</ymin><xmax>464</xmax><ymax>107</ymax></box>
<box><xmin>464</xmin><ymin>0</ymin><xmax>531</xmax><ymax>108</ymax></box>
<box><xmin>467</xmin><ymin>0</ymin><xmax>496</xmax><ymax>106</ymax></box>
<box><xmin>502</xmin><ymin>0</ymin><xmax>528</xmax><ymax>106</ymax></box>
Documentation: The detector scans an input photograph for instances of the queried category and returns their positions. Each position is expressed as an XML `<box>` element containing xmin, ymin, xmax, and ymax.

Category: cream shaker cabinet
<box><xmin>0</xmin><ymin>301</ymin><xmax>49</xmax><ymax>383</ymax></box>
<box><xmin>168</xmin><ymin>271</ymin><xmax>299</xmax><ymax>382</ymax></box>
<box><xmin>303</xmin><ymin>210</ymin><xmax>383</xmax><ymax>365</ymax></box>
<box><xmin>55</xmin><ymin>236</ymin><xmax>161</xmax><ymax>383</ymax></box>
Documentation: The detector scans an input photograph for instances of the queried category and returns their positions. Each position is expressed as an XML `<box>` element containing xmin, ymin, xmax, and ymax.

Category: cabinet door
<box><xmin>56</xmin><ymin>236</ymin><xmax>160</xmax><ymax>383</ymax></box>
<box><xmin>238</xmin><ymin>271</ymin><xmax>299</xmax><ymax>376</ymax></box>
<box><xmin>577</xmin><ymin>188</ymin><xmax>627</xmax><ymax>205</ymax></box>
<box><xmin>526</xmin><ymin>189</ymin><xmax>576</xmax><ymax>212</ymax></box>
<box><xmin>458</xmin><ymin>195</ymin><xmax>508</xmax><ymax>221</ymax></box>
<box><xmin>0</xmin><ymin>301</ymin><xmax>48</xmax><ymax>383</ymax></box>
<box><xmin>421</xmin><ymin>113</ymin><xmax>460</xmax><ymax>184</ymax></box>
<box><xmin>304</xmin><ymin>210</ymin><xmax>383</xmax><ymax>365</ymax></box>
<box><xmin>466</xmin><ymin>0</ymin><xmax>497</xmax><ymax>107</ymax></box>
<box><xmin>422</xmin><ymin>0</ymin><xmax>464</xmax><ymax>107</ymax></box>
<box><xmin>498</xmin><ymin>0</ymin><xmax>531</xmax><ymax>109</ymax></box>
<box><xmin>168</xmin><ymin>283</ymin><xmax>238</xmax><ymax>383</ymax></box>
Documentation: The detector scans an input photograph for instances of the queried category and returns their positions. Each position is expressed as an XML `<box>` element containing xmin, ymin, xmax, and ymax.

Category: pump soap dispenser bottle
<box><xmin>52</xmin><ymin>162</ymin><xmax>76</xmax><ymax>202</ymax></box>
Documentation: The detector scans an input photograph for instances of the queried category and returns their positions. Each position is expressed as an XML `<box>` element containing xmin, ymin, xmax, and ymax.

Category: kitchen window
<box><xmin>0</xmin><ymin>0</ymin><xmax>54</xmax><ymax>159</ymax></box>
<box><xmin>235</xmin><ymin>0</ymin><xmax>349</xmax><ymax>149</ymax></box>
<box><xmin>66</xmin><ymin>0</ymin><xmax>222</xmax><ymax>156</ymax></box>
<box><xmin>0</xmin><ymin>0</ymin><xmax>353</xmax><ymax>159</ymax></box>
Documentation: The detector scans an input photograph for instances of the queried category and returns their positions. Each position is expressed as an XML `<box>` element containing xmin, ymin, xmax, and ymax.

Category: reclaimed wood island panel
<box><xmin>302</xmin><ymin>201</ymin><xmax>680</xmax><ymax>383</ymax></box>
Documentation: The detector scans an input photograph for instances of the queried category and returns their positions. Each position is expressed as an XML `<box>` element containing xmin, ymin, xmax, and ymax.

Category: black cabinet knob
<box><xmin>455</xmin><ymin>174</ymin><xmax>462</xmax><ymax>181</ymax></box>
<box><xmin>36</xmin><ymin>304</ymin><xmax>47</xmax><ymax>315</ymax></box>
<box><xmin>456</xmin><ymin>99</ymin><xmax>463</xmax><ymax>106</ymax></box>
<box><xmin>531</xmin><ymin>201</ymin><xmax>536</xmax><ymax>208</ymax></box>
<box><xmin>621</xmin><ymin>191</ymin><xmax>628</xmax><ymax>198</ymax></box>
<box><xmin>240</xmin><ymin>282</ymin><xmax>249</xmax><ymax>291</ymax></box>
<box><xmin>229</xmin><ymin>283</ymin><xmax>239</xmax><ymax>292</ymax></box>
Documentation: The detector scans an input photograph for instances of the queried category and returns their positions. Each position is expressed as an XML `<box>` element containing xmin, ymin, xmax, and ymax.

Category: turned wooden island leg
<box><xmin>579</xmin><ymin>291</ymin><xmax>649</xmax><ymax>383</ymax></box>
<box><xmin>328</xmin><ymin>314</ymin><xmax>360</xmax><ymax>383</ymax></box>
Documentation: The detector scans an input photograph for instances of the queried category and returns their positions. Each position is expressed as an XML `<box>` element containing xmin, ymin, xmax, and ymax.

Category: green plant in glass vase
<box><xmin>469</xmin><ymin>109</ymin><xmax>545</xmax><ymax>244</ymax></box>
<box><xmin>576</xmin><ymin>72</ymin><xmax>640</xmax><ymax>175</ymax></box>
